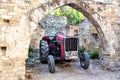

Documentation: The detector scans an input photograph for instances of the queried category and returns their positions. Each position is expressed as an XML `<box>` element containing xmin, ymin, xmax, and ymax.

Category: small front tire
<box><xmin>48</xmin><ymin>55</ymin><xmax>55</xmax><ymax>73</ymax></box>
<box><xmin>79</xmin><ymin>51</ymin><xmax>89</xmax><ymax>69</ymax></box>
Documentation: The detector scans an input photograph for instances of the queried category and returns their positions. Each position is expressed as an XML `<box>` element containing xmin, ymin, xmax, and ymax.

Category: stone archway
<box><xmin>27</xmin><ymin>1</ymin><xmax>108</xmax><ymax>59</ymax></box>
<box><xmin>27</xmin><ymin>0</ymin><xmax>120</xmax><ymax>69</ymax></box>
<box><xmin>23</xmin><ymin>0</ymin><xmax>119</xmax><ymax>79</ymax></box>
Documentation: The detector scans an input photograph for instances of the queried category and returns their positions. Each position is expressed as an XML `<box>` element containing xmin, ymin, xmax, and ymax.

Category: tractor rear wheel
<box><xmin>48</xmin><ymin>55</ymin><xmax>55</xmax><ymax>73</ymax></box>
<box><xmin>79</xmin><ymin>51</ymin><xmax>89</xmax><ymax>69</ymax></box>
<box><xmin>39</xmin><ymin>40</ymin><xmax>49</xmax><ymax>63</ymax></box>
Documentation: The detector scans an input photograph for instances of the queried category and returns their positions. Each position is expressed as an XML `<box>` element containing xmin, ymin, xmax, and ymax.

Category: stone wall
<box><xmin>89</xmin><ymin>2</ymin><xmax>120</xmax><ymax>68</ymax></box>
<box><xmin>0</xmin><ymin>0</ymin><xmax>120</xmax><ymax>79</ymax></box>
<box><xmin>39</xmin><ymin>15</ymin><xmax>67</xmax><ymax>36</ymax></box>
<box><xmin>0</xmin><ymin>1</ymin><xmax>31</xmax><ymax>80</ymax></box>
<box><xmin>78</xmin><ymin>18</ymin><xmax>99</xmax><ymax>50</ymax></box>
<box><xmin>0</xmin><ymin>15</ymin><xmax>30</xmax><ymax>79</ymax></box>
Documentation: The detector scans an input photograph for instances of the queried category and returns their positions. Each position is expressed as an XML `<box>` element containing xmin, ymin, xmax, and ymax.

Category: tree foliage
<box><xmin>48</xmin><ymin>6</ymin><xmax>85</xmax><ymax>24</ymax></box>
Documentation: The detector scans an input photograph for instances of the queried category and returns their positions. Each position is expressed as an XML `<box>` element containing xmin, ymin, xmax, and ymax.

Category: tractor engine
<box><xmin>56</xmin><ymin>34</ymin><xmax>79</xmax><ymax>60</ymax></box>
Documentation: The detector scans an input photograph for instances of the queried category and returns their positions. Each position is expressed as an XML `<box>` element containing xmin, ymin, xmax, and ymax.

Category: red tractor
<box><xmin>39</xmin><ymin>33</ymin><xmax>89</xmax><ymax>73</ymax></box>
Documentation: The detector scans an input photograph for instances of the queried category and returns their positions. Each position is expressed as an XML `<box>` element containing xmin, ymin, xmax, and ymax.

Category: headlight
<box><xmin>65</xmin><ymin>51</ymin><xmax>78</xmax><ymax>56</ymax></box>
<box><xmin>65</xmin><ymin>51</ymin><xmax>78</xmax><ymax>60</ymax></box>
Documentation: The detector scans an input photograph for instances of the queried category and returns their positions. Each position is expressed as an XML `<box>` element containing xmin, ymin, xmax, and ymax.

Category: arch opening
<box><xmin>27</xmin><ymin>2</ymin><xmax>108</xmax><ymax>54</ymax></box>
<box><xmin>26</xmin><ymin>2</ymin><xmax>109</xmax><ymax>70</ymax></box>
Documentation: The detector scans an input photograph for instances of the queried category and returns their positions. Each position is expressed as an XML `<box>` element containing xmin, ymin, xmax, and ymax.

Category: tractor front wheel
<box><xmin>79</xmin><ymin>51</ymin><xmax>89</xmax><ymax>69</ymax></box>
<box><xmin>48</xmin><ymin>55</ymin><xmax>55</xmax><ymax>73</ymax></box>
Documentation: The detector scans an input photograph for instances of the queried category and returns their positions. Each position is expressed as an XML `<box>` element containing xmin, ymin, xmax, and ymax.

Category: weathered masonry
<box><xmin>0</xmin><ymin>0</ymin><xmax>120</xmax><ymax>80</ymax></box>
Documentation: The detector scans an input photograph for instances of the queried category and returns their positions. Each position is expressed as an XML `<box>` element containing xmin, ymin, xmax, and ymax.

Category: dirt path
<box><xmin>26</xmin><ymin>60</ymin><xmax>120</xmax><ymax>80</ymax></box>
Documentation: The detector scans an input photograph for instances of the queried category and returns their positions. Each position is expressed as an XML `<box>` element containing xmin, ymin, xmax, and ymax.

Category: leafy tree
<box><xmin>48</xmin><ymin>6</ymin><xmax>85</xmax><ymax>24</ymax></box>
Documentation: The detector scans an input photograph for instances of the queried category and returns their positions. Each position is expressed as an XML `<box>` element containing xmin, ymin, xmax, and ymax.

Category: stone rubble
<box><xmin>39</xmin><ymin>15</ymin><xmax>67</xmax><ymax>36</ymax></box>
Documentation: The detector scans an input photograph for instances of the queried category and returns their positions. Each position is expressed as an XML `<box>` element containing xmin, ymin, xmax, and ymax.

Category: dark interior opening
<box><xmin>3</xmin><ymin>19</ymin><xmax>10</xmax><ymax>23</ymax></box>
<box><xmin>1</xmin><ymin>46</ymin><xmax>7</xmax><ymax>52</ymax></box>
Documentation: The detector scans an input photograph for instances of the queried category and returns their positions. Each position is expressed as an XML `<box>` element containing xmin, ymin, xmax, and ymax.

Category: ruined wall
<box><xmin>0</xmin><ymin>0</ymin><xmax>120</xmax><ymax>79</ymax></box>
<box><xmin>0</xmin><ymin>1</ymin><xmax>31</xmax><ymax>80</ymax></box>
<box><xmin>89</xmin><ymin>2</ymin><xmax>120</xmax><ymax>68</ymax></box>
<box><xmin>78</xmin><ymin>18</ymin><xmax>99</xmax><ymax>50</ymax></box>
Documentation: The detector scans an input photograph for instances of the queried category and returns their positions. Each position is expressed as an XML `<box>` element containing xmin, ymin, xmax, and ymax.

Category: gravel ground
<box><xmin>26</xmin><ymin>60</ymin><xmax>120</xmax><ymax>80</ymax></box>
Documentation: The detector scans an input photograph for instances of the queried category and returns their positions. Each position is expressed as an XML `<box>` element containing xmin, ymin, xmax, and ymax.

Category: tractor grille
<box><xmin>65</xmin><ymin>37</ymin><xmax>79</xmax><ymax>51</ymax></box>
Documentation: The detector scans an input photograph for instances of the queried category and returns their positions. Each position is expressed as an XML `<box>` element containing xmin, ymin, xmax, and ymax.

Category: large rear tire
<box><xmin>48</xmin><ymin>55</ymin><xmax>55</xmax><ymax>73</ymax></box>
<box><xmin>79</xmin><ymin>51</ymin><xmax>89</xmax><ymax>69</ymax></box>
<box><xmin>39</xmin><ymin>40</ymin><xmax>49</xmax><ymax>63</ymax></box>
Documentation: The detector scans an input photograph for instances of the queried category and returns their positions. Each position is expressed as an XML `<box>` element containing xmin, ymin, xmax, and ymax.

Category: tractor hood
<box><xmin>56</xmin><ymin>34</ymin><xmax>66</xmax><ymax>41</ymax></box>
<box><xmin>56</xmin><ymin>34</ymin><xmax>79</xmax><ymax>41</ymax></box>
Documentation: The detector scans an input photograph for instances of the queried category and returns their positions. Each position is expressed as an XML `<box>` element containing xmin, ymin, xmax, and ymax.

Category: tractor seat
<box><xmin>49</xmin><ymin>36</ymin><xmax>56</xmax><ymax>42</ymax></box>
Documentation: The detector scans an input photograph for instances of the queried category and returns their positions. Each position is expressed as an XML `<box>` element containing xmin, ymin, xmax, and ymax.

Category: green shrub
<box><xmin>78</xmin><ymin>46</ymin><xmax>86</xmax><ymax>54</ymax></box>
<box><xmin>29</xmin><ymin>48</ymin><xmax>34</xmax><ymax>52</ymax></box>
<box><xmin>28</xmin><ymin>48</ymin><xmax>34</xmax><ymax>58</ymax></box>
<box><xmin>89</xmin><ymin>50</ymin><xmax>99</xmax><ymax>59</ymax></box>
